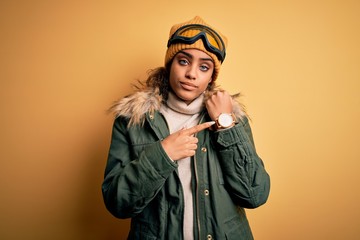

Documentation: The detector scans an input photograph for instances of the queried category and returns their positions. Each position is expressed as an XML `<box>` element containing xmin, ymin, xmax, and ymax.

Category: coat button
<box><xmin>204</xmin><ymin>189</ymin><xmax>209</xmax><ymax>196</ymax></box>
<box><xmin>149</xmin><ymin>114</ymin><xmax>154</xmax><ymax>120</ymax></box>
<box><xmin>207</xmin><ymin>234</ymin><xmax>212</xmax><ymax>240</ymax></box>
<box><xmin>201</xmin><ymin>147</ymin><xmax>207</xmax><ymax>152</ymax></box>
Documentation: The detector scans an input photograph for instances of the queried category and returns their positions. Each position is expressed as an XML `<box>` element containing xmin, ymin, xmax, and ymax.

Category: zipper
<box><xmin>194</xmin><ymin>153</ymin><xmax>201</xmax><ymax>240</ymax></box>
<box><xmin>193</xmin><ymin>113</ymin><xmax>206</xmax><ymax>240</ymax></box>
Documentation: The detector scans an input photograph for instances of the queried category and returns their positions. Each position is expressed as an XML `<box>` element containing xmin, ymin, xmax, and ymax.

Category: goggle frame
<box><xmin>167</xmin><ymin>24</ymin><xmax>226</xmax><ymax>62</ymax></box>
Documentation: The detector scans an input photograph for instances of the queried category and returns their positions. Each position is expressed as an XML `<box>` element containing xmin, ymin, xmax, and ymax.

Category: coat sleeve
<box><xmin>214</xmin><ymin>117</ymin><xmax>270</xmax><ymax>208</ymax></box>
<box><xmin>102</xmin><ymin>117</ymin><xmax>177</xmax><ymax>219</ymax></box>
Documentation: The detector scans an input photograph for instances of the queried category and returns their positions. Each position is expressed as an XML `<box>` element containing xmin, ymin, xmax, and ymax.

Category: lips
<box><xmin>180</xmin><ymin>81</ymin><xmax>198</xmax><ymax>90</ymax></box>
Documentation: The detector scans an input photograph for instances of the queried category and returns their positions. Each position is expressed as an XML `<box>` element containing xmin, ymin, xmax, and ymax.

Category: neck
<box><xmin>167</xmin><ymin>92</ymin><xmax>204</xmax><ymax>115</ymax></box>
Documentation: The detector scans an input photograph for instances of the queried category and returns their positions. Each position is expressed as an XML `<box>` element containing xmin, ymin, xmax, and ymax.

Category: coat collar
<box><xmin>109</xmin><ymin>87</ymin><xmax>247</xmax><ymax>127</ymax></box>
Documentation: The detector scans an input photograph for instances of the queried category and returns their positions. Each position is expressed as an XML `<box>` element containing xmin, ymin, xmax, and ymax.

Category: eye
<box><xmin>178</xmin><ymin>59</ymin><xmax>189</xmax><ymax>66</ymax></box>
<box><xmin>199</xmin><ymin>65</ymin><xmax>210</xmax><ymax>71</ymax></box>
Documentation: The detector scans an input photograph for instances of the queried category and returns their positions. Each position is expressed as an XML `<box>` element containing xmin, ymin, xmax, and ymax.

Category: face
<box><xmin>169</xmin><ymin>49</ymin><xmax>214</xmax><ymax>104</ymax></box>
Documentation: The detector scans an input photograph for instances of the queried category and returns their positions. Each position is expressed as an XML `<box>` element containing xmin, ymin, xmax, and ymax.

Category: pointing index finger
<box><xmin>185</xmin><ymin>121</ymin><xmax>215</xmax><ymax>135</ymax></box>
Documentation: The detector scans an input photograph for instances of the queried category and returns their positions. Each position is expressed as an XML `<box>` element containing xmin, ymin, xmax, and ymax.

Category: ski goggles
<box><xmin>167</xmin><ymin>24</ymin><xmax>226</xmax><ymax>62</ymax></box>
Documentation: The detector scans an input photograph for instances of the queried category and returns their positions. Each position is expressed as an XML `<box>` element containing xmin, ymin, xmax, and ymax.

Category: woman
<box><xmin>102</xmin><ymin>16</ymin><xmax>270</xmax><ymax>240</ymax></box>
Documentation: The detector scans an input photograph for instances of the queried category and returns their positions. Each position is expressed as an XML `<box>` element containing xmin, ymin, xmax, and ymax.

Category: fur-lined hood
<box><xmin>109</xmin><ymin>87</ymin><xmax>247</xmax><ymax>127</ymax></box>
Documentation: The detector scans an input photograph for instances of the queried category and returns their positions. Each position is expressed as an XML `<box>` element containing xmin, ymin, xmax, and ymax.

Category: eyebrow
<box><xmin>178</xmin><ymin>50</ymin><xmax>214</xmax><ymax>63</ymax></box>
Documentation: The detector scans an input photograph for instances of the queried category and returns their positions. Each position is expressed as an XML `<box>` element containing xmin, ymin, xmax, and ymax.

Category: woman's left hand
<box><xmin>205</xmin><ymin>90</ymin><xmax>233</xmax><ymax>120</ymax></box>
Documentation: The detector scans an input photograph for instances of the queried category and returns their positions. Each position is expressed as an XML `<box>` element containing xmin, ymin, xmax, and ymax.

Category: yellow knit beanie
<box><xmin>165</xmin><ymin>16</ymin><xmax>228</xmax><ymax>81</ymax></box>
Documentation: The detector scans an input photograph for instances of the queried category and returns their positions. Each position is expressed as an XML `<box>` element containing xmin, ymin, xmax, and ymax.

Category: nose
<box><xmin>185</xmin><ymin>65</ymin><xmax>197</xmax><ymax>80</ymax></box>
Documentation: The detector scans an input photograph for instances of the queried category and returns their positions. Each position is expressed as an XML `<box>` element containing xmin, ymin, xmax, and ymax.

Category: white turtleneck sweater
<box><xmin>160</xmin><ymin>92</ymin><xmax>204</xmax><ymax>240</ymax></box>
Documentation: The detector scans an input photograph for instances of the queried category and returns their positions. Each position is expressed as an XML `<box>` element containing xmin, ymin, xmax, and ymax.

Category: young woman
<box><xmin>102</xmin><ymin>16</ymin><xmax>270</xmax><ymax>240</ymax></box>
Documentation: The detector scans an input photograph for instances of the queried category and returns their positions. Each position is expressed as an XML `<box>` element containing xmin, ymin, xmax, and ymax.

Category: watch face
<box><xmin>218</xmin><ymin>113</ymin><xmax>233</xmax><ymax>127</ymax></box>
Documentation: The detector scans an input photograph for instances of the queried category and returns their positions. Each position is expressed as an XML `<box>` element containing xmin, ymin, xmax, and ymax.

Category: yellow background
<box><xmin>1</xmin><ymin>0</ymin><xmax>359</xmax><ymax>239</ymax></box>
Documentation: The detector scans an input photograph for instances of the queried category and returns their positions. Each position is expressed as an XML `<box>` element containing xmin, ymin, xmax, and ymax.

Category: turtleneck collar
<box><xmin>166</xmin><ymin>92</ymin><xmax>205</xmax><ymax>115</ymax></box>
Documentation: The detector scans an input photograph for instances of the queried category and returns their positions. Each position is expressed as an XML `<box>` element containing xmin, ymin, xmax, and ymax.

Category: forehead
<box><xmin>179</xmin><ymin>49</ymin><xmax>213</xmax><ymax>60</ymax></box>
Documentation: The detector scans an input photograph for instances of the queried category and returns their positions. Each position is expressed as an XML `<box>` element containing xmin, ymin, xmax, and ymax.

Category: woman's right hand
<box><xmin>161</xmin><ymin>121</ymin><xmax>215</xmax><ymax>161</ymax></box>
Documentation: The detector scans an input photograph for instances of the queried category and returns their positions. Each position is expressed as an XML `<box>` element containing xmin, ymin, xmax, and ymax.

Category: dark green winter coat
<box><xmin>102</xmin><ymin>88</ymin><xmax>270</xmax><ymax>240</ymax></box>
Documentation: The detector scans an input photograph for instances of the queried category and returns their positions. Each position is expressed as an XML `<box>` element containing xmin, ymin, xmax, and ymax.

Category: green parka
<box><xmin>102</xmin><ymin>88</ymin><xmax>270</xmax><ymax>240</ymax></box>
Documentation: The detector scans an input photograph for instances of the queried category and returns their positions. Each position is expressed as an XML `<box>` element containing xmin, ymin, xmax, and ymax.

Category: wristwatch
<box><xmin>215</xmin><ymin>113</ymin><xmax>236</xmax><ymax>129</ymax></box>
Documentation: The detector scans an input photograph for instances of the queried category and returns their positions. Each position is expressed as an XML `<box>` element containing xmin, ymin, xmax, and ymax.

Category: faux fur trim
<box><xmin>109</xmin><ymin>88</ymin><xmax>163</xmax><ymax>127</ymax></box>
<box><xmin>109</xmin><ymin>87</ymin><xmax>248</xmax><ymax>127</ymax></box>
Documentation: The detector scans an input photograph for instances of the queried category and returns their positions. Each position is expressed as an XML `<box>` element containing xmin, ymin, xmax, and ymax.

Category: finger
<box><xmin>186</xmin><ymin>149</ymin><xmax>196</xmax><ymax>157</ymax></box>
<box><xmin>185</xmin><ymin>121</ymin><xmax>215</xmax><ymax>135</ymax></box>
<box><xmin>189</xmin><ymin>143</ymin><xmax>198</xmax><ymax>150</ymax></box>
<box><xmin>190</xmin><ymin>137</ymin><xmax>199</xmax><ymax>144</ymax></box>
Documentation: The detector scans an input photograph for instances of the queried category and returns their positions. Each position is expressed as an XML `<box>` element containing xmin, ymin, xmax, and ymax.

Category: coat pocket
<box><xmin>223</xmin><ymin>214</ymin><xmax>254</xmax><ymax>240</ymax></box>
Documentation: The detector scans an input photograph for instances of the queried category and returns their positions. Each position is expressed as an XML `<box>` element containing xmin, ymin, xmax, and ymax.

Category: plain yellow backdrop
<box><xmin>1</xmin><ymin>0</ymin><xmax>359</xmax><ymax>239</ymax></box>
